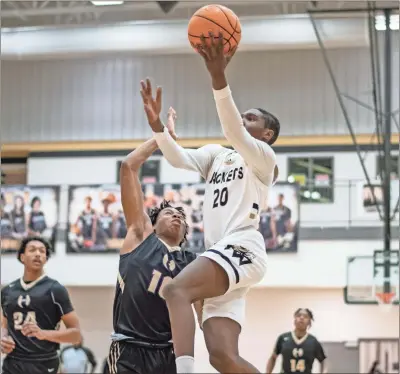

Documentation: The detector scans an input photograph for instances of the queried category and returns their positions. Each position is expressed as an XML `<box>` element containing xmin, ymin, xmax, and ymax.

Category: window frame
<box><xmin>287</xmin><ymin>156</ymin><xmax>334</xmax><ymax>204</ymax></box>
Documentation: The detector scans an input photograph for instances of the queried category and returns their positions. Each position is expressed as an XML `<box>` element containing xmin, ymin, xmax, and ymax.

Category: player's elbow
<box><xmin>121</xmin><ymin>158</ymin><xmax>140</xmax><ymax>173</ymax></box>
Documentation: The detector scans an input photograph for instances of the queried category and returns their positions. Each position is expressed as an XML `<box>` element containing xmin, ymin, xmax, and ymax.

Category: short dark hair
<box><xmin>148</xmin><ymin>200</ymin><xmax>188</xmax><ymax>246</ymax></box>
<box><xmin>17</xmin><ymin>236</ymin><xmax>52</xmax><ymax>263</ymax></box>
<box><xmin>30</xmin><ymin>196</ymin><xmax>41</xmax><ymax>208</ymax></box>
<box><xmin>294</xmin><ymin>308</ymin><xmax>314</xmax><ymax>321</ymax></box>
<box><xmin>257</xmin><ymin>108</ymin><xmax>280</xmax><ymax>145</ymax></box>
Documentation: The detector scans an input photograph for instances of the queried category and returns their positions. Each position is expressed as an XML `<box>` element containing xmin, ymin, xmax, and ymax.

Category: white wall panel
<box><xmin>3</xmin><ymin>43</ymin><xmax>398</xmax><ymax>143</ymax></box>
<box><xmin>35</xmin><ymin>287</ymin><xmax>399</xmax><ymax>373</ymax></box>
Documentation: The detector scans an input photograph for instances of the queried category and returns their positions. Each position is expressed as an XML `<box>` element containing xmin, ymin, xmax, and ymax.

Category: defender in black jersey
<box><xmin>106</xmin><ymin>131</ymin><xmax>197</xmax><ymax>374</ymax></box>
<box><xmin>1</xmin><ymin>237</ymin><xmax>82</xmax><ymax>374</ymax></box>
<box><xmin>266</xmin><ymin>308</ymin><xmax>327</xmax><ymax>374</ymax></box>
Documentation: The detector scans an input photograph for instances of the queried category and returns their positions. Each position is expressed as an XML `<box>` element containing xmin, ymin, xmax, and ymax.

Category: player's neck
<box><xmin>23</xmin><ymin>269</ymin><xmax>45</xmax><ymax>282</ymax></box>
<box><xmin>293</xmin><ymin>329</ymin><xmax>307</xmax><ymax>338</ymax></box>
<box><xmin>158</xmin><ymin>234</ymin><xmax>180</xmax><ymax>248</ymax></box>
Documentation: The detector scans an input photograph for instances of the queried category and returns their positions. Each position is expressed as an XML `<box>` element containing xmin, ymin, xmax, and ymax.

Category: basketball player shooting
<box><xmin>141</xmin><ymin>32</ymin><xmax>280</xmax><ymax>373</ymax></box>
<box><xmin>105</xmin><ymin>130</ymin><xmax>197</xmax><ymax>374</ymax></box>
<box><xmin>266</xmin><ymin>308</ymin><xmax>328</xmax><ymax>374</ymax></box>
<box><xmin>1</xmin><ymin>237</ymin><xmax>82</xmax><ymax>374</ymax></box>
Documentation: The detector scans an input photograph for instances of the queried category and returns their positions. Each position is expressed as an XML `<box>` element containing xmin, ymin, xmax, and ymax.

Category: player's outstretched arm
<box><xmin>197</xmin><ymin>33</ymin><xmax>276</xmax><ymax>183</ymax></box>
<box><xmin>140</xmin><ymin>79</ymin><xmax>223</xmax><ymax>179</ymax></box>
<box><xmin>120</xmin><ymin>139</ymin><xmax>157</xmax><ymax>254</ymax></box>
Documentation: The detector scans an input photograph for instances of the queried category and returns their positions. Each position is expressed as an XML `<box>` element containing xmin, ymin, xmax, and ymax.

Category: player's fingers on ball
<box><xmin>217</xmin><ymin>32</ymin><xmax>224</xmax><ymax>50</ymax></box>
<box><xmin>208</xmin><ymin>31</ymin><xmax>215</xmax><ymax>46</ymax></box>
<box><xmin>200</xmin><ymin>34</ymin><xmax>208</xmax><ymax>49</ymax></box>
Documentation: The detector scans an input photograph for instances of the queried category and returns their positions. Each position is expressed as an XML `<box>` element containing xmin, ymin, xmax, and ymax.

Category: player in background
<box><xmin>105</xmin><ymin>122</ymin><xmax>198</xmax><ymax>374</ymax></box>
<box><xmin>1</xmin><ymin>237</ymin><xmax>82</xmax><ymax>374</ymax></box>
<box><xmin>266</xmin><ymin>308</ymin><xmax>328</xmax><ymax>374</ymax></box>
<box><xmin>141</xmin><ymin>32</ymin><xmax>280</xmax><ymax>373</ymax></box>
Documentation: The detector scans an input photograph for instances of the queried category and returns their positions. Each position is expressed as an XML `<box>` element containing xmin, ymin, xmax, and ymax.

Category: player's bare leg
<box><xmin>162</xmin><ymin>257</ymin><xmax>229</xmax><ymax>372</ymax></box>
<box><xmin>204</xmin><ymin>317</ymin><xmax>260</xmax><ymax>373</ymax></box>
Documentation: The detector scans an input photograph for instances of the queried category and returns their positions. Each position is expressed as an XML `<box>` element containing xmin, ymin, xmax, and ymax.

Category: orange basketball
<box><xmin>188</xmin><ymin>4</ymin><xmax>241</xmax><ymax>55</ymax></box>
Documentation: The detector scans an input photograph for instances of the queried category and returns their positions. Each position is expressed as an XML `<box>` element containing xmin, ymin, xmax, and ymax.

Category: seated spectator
<box><xmin>59</xmin><ymin>339</ymin><xmax>97</xmax><ymax>374</ymax></box>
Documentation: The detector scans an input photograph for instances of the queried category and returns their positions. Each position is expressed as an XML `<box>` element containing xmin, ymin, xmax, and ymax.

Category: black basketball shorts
<box><xmin>2</xmin><ymin>355</ymin><xmax>59</xmax><ymax>374</ymax></box>
<box><xmin>105</xmin><ymin>341</ymin><xmax>176</xmax><ymax>374</ymax></box>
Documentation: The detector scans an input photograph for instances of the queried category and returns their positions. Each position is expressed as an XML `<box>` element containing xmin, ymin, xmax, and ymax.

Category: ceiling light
<box><xmin>91</xmin><ymin>1</ymin><xmax>124</xmax><ymax>6</ymax></box>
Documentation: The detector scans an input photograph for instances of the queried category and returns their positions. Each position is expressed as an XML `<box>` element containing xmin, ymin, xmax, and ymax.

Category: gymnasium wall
<box><xmin>2</xmin><ymin>38</ymin><xmax>398</xmax><ymax>143</ymax></box>
<box><xmin>2</xmin><ymin>239</ymin><xmax>397</xmax><ymax>287</ymax></box>
<box><xmin>65</xmin><ymin>287</ymin><xmax>399</xmax><ymax>373</ymax></box>
<box><xmin>27</xmin><ymin>148</ymin><xmax>400</xmax><ymax>227</ymax></box>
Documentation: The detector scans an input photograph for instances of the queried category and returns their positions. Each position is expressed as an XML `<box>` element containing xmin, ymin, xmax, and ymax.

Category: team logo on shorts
<box><xmin>225</xmin><ymin>244</ymin><xmax>255</xmax><ymax>266</ymax></box>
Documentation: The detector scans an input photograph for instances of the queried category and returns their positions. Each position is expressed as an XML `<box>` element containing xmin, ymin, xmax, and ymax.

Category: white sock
<box><xmin>176</xmin><ymin>355</ymin><xmax>195</xmax><ymax>373</ymax></box>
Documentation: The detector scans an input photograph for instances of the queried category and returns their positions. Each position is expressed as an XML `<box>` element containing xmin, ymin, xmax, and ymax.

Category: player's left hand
<box><xmin>140</xmin><ymin>78</ymin><xmax>162</xmax><ymax>129</ymax></box>
<box><xmin>166</xmin><ymin>107</ymin><xmax>178</xmax><ymax>140</ymax></box>
<box><xmin>196</xmin><ymin>32</ymin><xmax>236</xmax><ymax>77</ymax></box>
<box><xmin>21</xmin><ymin>323</ymin><xmax>47</xmax><ymax>340</ymax></box>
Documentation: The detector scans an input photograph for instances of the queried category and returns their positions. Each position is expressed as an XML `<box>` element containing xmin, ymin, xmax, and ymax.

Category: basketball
<box><xmin>188</xmin><ymin>4</ymin><xmax>241</xmax><ymax>54</ymax></box>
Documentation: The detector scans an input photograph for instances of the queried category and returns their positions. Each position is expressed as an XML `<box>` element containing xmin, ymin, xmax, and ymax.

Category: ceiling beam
<box><xmin>1</xmin><ymin>2</ymin><xmax>157</xmax><ymax>18</ymax></box>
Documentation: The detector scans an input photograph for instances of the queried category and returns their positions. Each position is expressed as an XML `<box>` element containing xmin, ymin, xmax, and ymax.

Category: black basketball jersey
<box><xmin>29</xmin><ymin>211</ymin><xmax>47</xmax><ymax>233</ymax></box>
<box><xmin>1</xmin><ymin>275</ymin><xmax>74</xmax><ymax>361</ymax></box>
<box><xmin>275</xmin><ymin>331</ymin><xmax>326</xmax><ymax>374</ymax></box>
<box><xmin>112</xmin><ymin>233</ymin><xmax>196</xmax><ymax>344</ymax></box>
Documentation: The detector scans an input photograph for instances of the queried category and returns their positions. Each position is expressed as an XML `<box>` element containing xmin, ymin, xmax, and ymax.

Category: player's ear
<box><xmin>262</xmin><ymin>128</ymin><xmax>274</xmax><ymax>143</ymax></box>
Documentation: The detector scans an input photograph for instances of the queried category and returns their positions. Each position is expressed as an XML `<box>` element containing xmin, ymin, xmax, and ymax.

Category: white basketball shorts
<box><xmin>200</xmin><ymin>229</ymin><xmax>268</xmax><ymax>328</ymax></box>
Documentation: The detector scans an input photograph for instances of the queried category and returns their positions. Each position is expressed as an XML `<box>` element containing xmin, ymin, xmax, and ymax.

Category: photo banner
<box><xmin>1</xmin><ymin>186</ymin><xmax>60</xmax><ymax>254</ymax></box>
<box><xmin>66</xmin><ymin>182</ymin><xmax>299</xmax><ymax>254</ymax></box>
<box><xmin>261</xmin><ymin>182</ymin><xmax>300</xmax><ymax>253</ymax></box>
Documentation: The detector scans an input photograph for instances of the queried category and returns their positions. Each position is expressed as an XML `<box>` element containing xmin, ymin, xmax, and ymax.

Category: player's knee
<box><xmin>162</xmin><ymin>281</ymin><xmax>189</xmax><ymax>303</ymax></box>
<box><xmin>209</xmin><ymin>347</ymin><xmax>238</xmax><ymax>372</ymax></box>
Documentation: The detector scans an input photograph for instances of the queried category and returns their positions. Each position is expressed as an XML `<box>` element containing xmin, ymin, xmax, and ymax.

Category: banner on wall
<box><xmin>261</xmin><ymin>183</ymin><xmax>300</xmax><ymax>253</ymax></box>
<box><xmin>67</xmin><ymin>182</ymin><xmax>299</xmax><ymax>254</ymax></box>
<box><xmin>358</xmin><ymin>180</ymin><xmax>399</xmax><ymax>216</ymax></box>
<box><xmin>1</xmin><ymin>186</ymin><xmax>60</xmax><ymax>254</ymax></box>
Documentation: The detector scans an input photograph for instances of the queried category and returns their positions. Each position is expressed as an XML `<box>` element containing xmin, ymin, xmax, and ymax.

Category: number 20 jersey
<box><xmin>202</xmin><ymin>147</ymin><xmax>271</xmax><ymax>250</ymax></box>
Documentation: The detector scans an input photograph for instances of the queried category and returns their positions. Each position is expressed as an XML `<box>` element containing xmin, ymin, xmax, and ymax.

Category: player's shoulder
<box><xmin>46</xmin><ymin>277</ymin><xmax>67</xmax><ymax>293</ymax></box>
<box><xmin>202</xmin><ymin>144</ymin><xmax>228</xmax><ymax>156</ymax></box>
<box><xmin>278</xmin><ymin>331</ymin><xmax>292</xmax><ymax>340</ymax></box>
<box><xmin>2</xmin><ymin>278</ymin><xmax>21</xmax><ymax>294</ymax></box>
<box><xmin>306</xmin><ymin>333</ymin><xmax>320</xmax><ymax>342</ymax></box>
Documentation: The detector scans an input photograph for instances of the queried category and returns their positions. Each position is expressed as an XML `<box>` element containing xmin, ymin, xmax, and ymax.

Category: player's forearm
<box><xmin>1</xmin><ymin>327</ymin><xmax>9</xmax><ymax>338</ymax></box>
<box><xmin>122</xmin><ymin>138</ymin><xmax>158</xmax><ymax>171</ymax></box>
<box><xmin>321</xmin><ymin>360</ymin><xmax>328</xmax><ymax>374</ymax></box>
<box><xmin>266</xmin><ymin>357</ymin><xmax>276</xmax><ymax>374</ymax></box>
<box><xmin>42</xmin><ymin>328</ymin><xmax>81</xmax><ymax>345</ymax></box>
<box><xmin>152</xmin><ymin>124</ymin><xmax>199</xmax><ymax>171</ymax></box>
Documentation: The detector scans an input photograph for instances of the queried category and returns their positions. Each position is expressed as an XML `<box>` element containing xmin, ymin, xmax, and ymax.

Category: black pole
<box><xmin>382</xmin><ymin>9</ymin><xmax>392</xmax><ymax>294</ymax></box>
<box><xmin>308</xmin><ymin>12</ymin><xmax>383</xmax><ymax>219</ymax></box>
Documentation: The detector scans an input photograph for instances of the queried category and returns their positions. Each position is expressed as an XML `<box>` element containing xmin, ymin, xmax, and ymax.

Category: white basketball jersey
<box><xmin>202</xmin><ymin>147</ymin><xmax>272</xmax><ymax>249</ymax></box>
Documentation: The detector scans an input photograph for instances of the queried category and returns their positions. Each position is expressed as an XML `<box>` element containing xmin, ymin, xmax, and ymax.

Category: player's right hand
<box><xmin>1</xmin><ymin>335</ymin><xmax>15</xmax><ymax>354</ymax></box>
<box><xmin>140</xmin><ymin>78</ymin><xmax>162</xmax><ymax>126</ymax></box>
